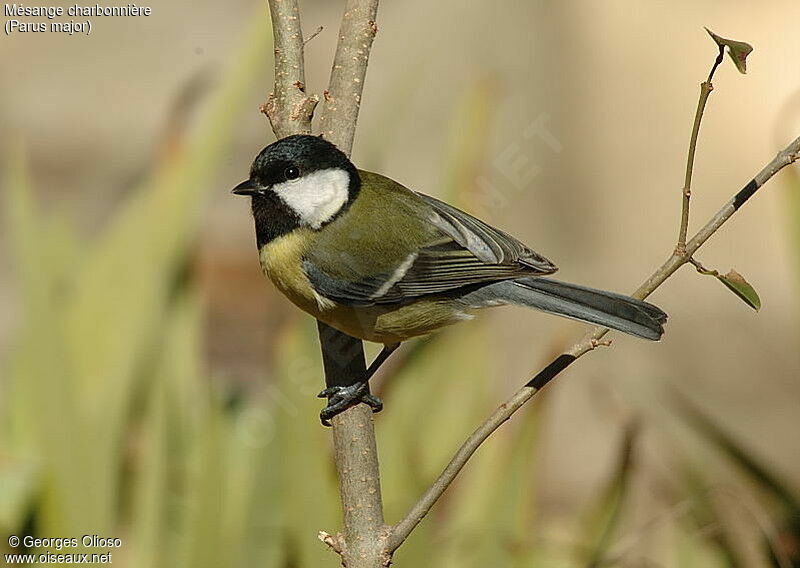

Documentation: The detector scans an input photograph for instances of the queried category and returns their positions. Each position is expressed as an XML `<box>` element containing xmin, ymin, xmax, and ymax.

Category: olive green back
<box><xmin>306</xmin><ymin>170</ymin><xmax>442</xmax><ymax>280</ymax></box>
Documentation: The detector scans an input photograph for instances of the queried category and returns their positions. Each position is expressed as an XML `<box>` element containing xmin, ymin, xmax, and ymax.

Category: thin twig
<box><xmin>305</xmin><ymin>25</ymin><xmax>324</xmax><ymax>46</ymax></box>
<box><xmin>688</xmin><ymin>257</ymin><xmax>717</xmax><ymax>276</ymax></box>
<box><xmin>388</xmin><ymin>135</ymin><xmax>800</xmax><ymax>552</ymax></box>
<box><xmin>677</xmin><ymin>44</ymin><xmax>724</xmax><ymax>253</ymax></box>
<box><xmin>706</xmin><ymin>45</ymin><xmax>725</xmax><ymax>83</ymax></box>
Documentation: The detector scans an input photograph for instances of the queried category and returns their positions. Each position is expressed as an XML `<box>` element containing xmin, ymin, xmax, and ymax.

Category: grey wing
<box><xmin>304</xmin><ymin>193</ymin><xmax>557</xmax><ymax>306</ymax></box>
<box><xmin>416</xmin><ymin>192</ymin><xmax>556</xmax><ymax>270</ymax></box>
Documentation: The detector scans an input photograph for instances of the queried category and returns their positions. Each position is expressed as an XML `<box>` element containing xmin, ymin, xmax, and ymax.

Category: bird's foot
<box><xmin>317</xmin><ymin>383</ymin><xmax>383</xmax><ymax>426</ymax></box>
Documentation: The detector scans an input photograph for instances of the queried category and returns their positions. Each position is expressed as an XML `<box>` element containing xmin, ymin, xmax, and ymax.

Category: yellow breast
<box><xmin>258</xmin><ymin>230</ymin><xmax>335</xmax><ymax>315</ymax></box>
<box><xmin>258</xmin><ymin>230</ymin><xmax>473</xmax><ymax>345</ymax></box>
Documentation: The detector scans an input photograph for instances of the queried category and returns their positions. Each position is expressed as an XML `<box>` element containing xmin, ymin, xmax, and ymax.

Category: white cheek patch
<box><xmin>272</xmin><ymin>168</ymin><xmax>350</xmax><ymax>229</ymax></box>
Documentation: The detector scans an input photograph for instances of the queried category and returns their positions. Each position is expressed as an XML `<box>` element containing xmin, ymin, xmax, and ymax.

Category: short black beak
<box><xmin>231</xmin><ymin>179</ymin><xmax>261</xmax><ymax>196</ymax></box>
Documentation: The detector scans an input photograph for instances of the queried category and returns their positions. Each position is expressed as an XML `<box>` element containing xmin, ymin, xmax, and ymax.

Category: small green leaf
<box><xmin>705</xmin><ymin>28</ymin><xmax>753</xmax><ymax>74</ymax></box>
<box><xmin>717</xmin><ymin>269</ymin><xmax>761</xmax><ymax>311</ymax></box>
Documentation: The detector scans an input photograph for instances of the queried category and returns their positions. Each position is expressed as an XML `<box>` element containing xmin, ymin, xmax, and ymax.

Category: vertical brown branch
<box><xmin>316</xmin><ymin>4</ymin><xmax>386</xmax><ymax>567</ymax></box>
<box><xmin>263</xmin><ymin>1</ymin><xmax>386</xmax><ymax>566</ymax></box>
<box><xmin>318</xmin><ymin>1</ymin><xmax>379</xmax><ymax>154</ymax></box>
<box><xmin>262</xmin><ymin>0</ymin><xmax>318</xmax><ymax>136</ymax></box>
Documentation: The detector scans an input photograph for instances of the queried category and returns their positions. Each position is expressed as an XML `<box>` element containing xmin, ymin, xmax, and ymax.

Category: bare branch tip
<box><xmin>590</xmin><ymin>338</ymin><xmax>613</xmax><ymax>350</ymax></box>
<box><xmin>304</xmin><ymin>25</ymin><xmax>324</xmax><ymax>46</ymax></box>
<box><xmin>318</xmin><ymin>531</ymin><xmax>344</xmax><ymax>555</ymax></box>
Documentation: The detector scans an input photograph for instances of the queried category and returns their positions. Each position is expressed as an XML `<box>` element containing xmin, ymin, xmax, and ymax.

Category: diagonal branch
<box><xmin>387</xmin><ymin>135</ymin><xmax>800</xmax><ymax>552</ymax></box>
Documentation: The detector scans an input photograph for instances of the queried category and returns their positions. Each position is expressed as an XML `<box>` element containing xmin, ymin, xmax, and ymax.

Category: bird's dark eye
<box><xmin>284</xmin><ymin>166</ymin><xmax>300</xmax><ymax>180</ymax></box>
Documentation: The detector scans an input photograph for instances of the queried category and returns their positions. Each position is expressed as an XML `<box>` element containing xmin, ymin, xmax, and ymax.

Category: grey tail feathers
<box><xmin>461</xmin><ymin>277</ymin><xmax>667</xmax><ymax>340</ymax></box>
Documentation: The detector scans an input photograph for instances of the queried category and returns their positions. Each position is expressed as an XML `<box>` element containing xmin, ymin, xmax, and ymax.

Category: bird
<box><xmin>232</xmin><ymin>134</ymin><xmax>667</xmax><ymax>424</ymax></box>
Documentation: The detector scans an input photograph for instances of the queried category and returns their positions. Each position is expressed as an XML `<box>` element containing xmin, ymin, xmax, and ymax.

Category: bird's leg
<box><xmin>318</xmin><ymin>343</ymin><xmax>400</xmax><ymax>426</ymax></box>
<box><xmin>317</xmin><ymin>382</ymin><xmax>381</xmax><ymax>426</ymax></box>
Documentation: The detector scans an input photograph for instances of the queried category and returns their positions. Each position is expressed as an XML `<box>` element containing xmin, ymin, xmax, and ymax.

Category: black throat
<box><xmin>251</xmin><ymin>192</ymin><xmax>301</xmax><ymax>248</ymax></box>
<box><xmin>250</xmin><ymin>165</ymin><xmax>361</xmax><ymax>249</ymax></box>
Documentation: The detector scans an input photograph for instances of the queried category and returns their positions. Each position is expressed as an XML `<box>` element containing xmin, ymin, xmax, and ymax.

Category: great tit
<box><xmin>233</xmin><ymin>134</ymin><xmax>667</xmax><ymax>423</ymax></box>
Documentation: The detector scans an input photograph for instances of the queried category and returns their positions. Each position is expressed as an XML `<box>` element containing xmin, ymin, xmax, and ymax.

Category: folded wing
<box><xmin>304</xmin><ymin>186</ymin><xmax>557</xmax><ymax>306</ymax></box>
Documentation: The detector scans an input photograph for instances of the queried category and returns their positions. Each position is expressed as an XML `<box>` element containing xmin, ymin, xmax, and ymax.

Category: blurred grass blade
<box><xmin>679</xmin><ymin>465</ymin><xmax>745</xmax><ymax>568</ymax></box>
<box><xmin>3</xmin><ymin>147</ymin><xmax>95</xmax><ymax>535</ymax></box>
<box><xmin>0</xmin><ymin>458</ymin><xmax>38</xmax><ymax>537</ymax></box>
<box><xmin>674</xmin><ymin>392</ymin><xmax>800</xmax><ymax>567</ymax></box>
<box><xmin>672</xmin><ymin>391</ymin><xmax>799</xmax><ymax>510</ymax></box>
<box><xmin>3</xmin><ymin>144</ymin><xmax>53</xmax><ymax>310</ymax></box>
<box><xmin>439</xmin><ymin>76</ymin><xmax>495</xmax><ymax>207</ymax></box>
<box><xmin>787</xmin><ymin>171</ymin><xmax>800</xmax><ymax>282</ymax></box>
<box><xmin>1</xmin><ymin>5</ymin><xmax>272</xmax><ymax>559</ymax></box>
<box><xmin>271</xmin><ymin>319</ymin><xmax>340</xmax><ymax>566</ymax></box>
<box><xmin>579</xmin><ymin>421</ymin><xmax>639</xmax><ymax>567</ymax></box>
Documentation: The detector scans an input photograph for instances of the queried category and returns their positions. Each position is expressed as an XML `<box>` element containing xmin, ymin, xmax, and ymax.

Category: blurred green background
<box><xmin>1</xmin><ymin>1</ymin><xmax>799</xmax><ymax>567</ymax></box>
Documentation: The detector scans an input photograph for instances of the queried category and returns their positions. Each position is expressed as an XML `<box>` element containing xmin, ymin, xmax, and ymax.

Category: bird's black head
<box><xmin>232</xmin><ymin>135</ymin><xmax>361</xmax><ymax>247</ymax></box>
